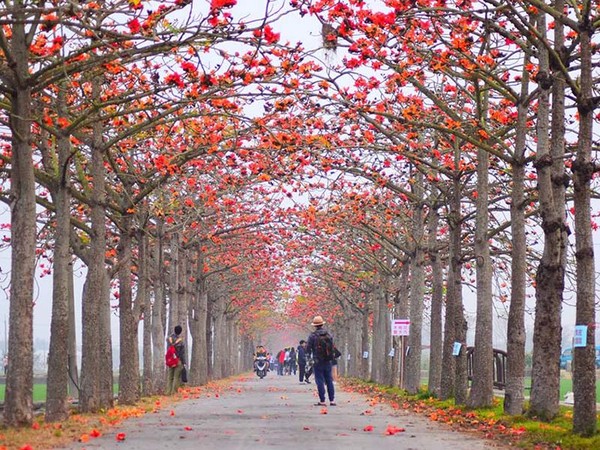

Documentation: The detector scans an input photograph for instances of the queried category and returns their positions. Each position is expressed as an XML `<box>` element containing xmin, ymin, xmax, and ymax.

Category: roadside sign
<box><xmin>391</xmin><ymin>319</ymin><xmax>410</xmax><ymax>336</ymax></box>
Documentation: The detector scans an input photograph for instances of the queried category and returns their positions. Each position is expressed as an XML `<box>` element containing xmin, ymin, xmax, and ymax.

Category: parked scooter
<box><xmin>254</xmin><ymin>355</ymin><xmax>268</xmax><ymax>379</ymax></box>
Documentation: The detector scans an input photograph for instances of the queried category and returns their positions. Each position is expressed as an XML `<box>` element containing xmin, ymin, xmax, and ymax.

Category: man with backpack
<box><xmin>306</xmin><ymin>315</ymin><xmax>335</xmax><ymax>406</ymax></box>
<box><xmin>165</xmin><ymin>325</ymin><xmax>186</xmax><ymax>395</ymax></box>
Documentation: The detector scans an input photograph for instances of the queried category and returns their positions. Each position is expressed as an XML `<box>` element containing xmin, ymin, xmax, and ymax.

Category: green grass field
<box><xmin>0</xmin><ymin>384</ymin><xmax>119</xmax><ymax>403</ymax></box>
<box><xmin>0</xmin><ymin>384</ymin><xmax>47</xmax><ymax>403</ymax></box>
<box><xmin>519</xmin><ymin>377</ymin><xmax>600</xmax><ymax>402</ymax></box>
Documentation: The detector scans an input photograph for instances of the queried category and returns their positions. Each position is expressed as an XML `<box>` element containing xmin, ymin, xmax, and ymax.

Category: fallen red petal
<box><xmin>385</xmin><ymin>425</ymin><xmax>405</xmax><ymax>435</ymax></box>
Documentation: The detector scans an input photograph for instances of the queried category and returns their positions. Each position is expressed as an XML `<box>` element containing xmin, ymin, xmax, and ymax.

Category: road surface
<box><xmin>60</xmin><ymin>373</ymin><xmax>506</xmax><ymax>450</ymax></box>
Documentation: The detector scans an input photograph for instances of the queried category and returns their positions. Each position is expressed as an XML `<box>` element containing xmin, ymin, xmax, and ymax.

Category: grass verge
<box><xmin>340</xmin><ymin>378</ymin><xmax>600</xmax><ymax>450</ymax></box>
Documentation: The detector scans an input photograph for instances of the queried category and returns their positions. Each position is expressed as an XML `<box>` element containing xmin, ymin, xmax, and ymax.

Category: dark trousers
<box><xmin>299</xmin><ymin>363</ymin><xmax>306</xmax><ymax>382</ymax></box>
<box><xmin>313</xmin><ymin>361</ymin><xmax>334</xmax><ymax>403</ymax></box>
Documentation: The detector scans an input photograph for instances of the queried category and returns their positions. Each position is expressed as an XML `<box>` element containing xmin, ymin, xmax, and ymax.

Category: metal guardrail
<box><xmin>466</xmin><ymin>347</ymin><xmax>507</xmax><ymax>389</ymax></box>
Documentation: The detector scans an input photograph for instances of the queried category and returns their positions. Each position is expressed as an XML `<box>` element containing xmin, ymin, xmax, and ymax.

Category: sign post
<box><xmin>391</xmin><ymin>319</ymin><xmax>410</xmax><ymax>390</ymax></box>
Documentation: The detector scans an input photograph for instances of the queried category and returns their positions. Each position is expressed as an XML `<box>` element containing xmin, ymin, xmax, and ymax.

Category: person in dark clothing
<box><xmin>289</xmin><ymin>347</ymin><xmax>297</xmax><ymax>375</ymax></box>
<box><xmin>166</xmin><ymin>325</ymin><xmax>186</xmax><ymax>395</ymax></box>
<box><xmin>305</xmin><ymin>357</ymin><xmax>313</xmax><ymax>383</ymax></box>
<box><xmin>307</xmin><ymin>315</ymin><xmax>335</xmax><ymax>406</ymax></box>
<box><xmin>297</xmin><ymin>340</ymin><xmax>311</xmax><ymax>384</ymax></box>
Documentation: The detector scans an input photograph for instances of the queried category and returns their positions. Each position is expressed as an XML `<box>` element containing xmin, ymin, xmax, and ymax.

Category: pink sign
<box><xmin>391</xmin><ymin>319</ymin><xmax>410</xmax><ymax>336</ymax></box>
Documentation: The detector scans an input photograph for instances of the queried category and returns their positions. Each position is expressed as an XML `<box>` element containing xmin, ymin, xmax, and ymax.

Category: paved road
<box><xmin>60</xmin><ymin>373</ymin><xmax>506</xmax><ymax>450</ymax></box>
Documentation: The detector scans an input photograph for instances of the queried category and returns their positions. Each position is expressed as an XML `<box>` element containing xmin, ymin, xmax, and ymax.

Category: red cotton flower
<box><xmin>211</xmin><ymin>0</ymin><xmax>236</xmax><ymax>10</ymax></box>
<box><xmin>116</xmin><ymin>432</ymin><xmax>127</xmax><ymax>441</ymax></box>
<box><xmin>164</xmin><ymin>73</ymin><xmax>185</xmax><ymax>88</ymax></box>
<box><xmin>385</xmin><ymin>425</ymin><xmax>405</xmax><ymax>435</ymax></box>
<box><xmin>128</xmin><ymin>18</ymin><xmax>141</xmax><ymax>34</ymax></box>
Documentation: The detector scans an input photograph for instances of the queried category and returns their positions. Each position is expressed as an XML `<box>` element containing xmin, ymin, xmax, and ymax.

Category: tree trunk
<box><xmin>361</xmin><ymin>304</ymin><xmax>370</xmax><ymax>379</ymax></box>
<box><xmin>441</xmin><ymin>155</ymin><xmax>463</xmax><ymax>401</ymax></box>
<box><xmin>178</xmin><ymin>247</ymin><xmax>189</xmax><ymax>333</ymax></box>
<box><xmin>80</xmin><ymin>77</ymin><xmax>111</xmax><ymax>412</ymax></box>
<box><xmin>427</xmin><ymin>206</ymin><xmax>443</xmax><ymax>397</ymax></box>
<box><xmin>4</xmin><ymin>13</ymin><xmax>36</xmax><ymax>425</ymax></box>
<box><xmin>406</xmin><ymin>171</ymin><xmax>425</xmax><ymax>394</ymax></box>
<box><xmin>468</xmin><ymin>138</ymin><xmax>494</xmax><ymax>408</ymax></box>
<box><xmin>168</xmin><ymin>235</ymin><xmax>179</xmax><ymax>331</ymax></box>
<box><xmin>99</xmin><ymin>270</ymin><xmax>114</xmax><ymax>408</ymax></box>
<box><xmin>206</xmin><ymin>296</ymin><xmax>215</xmax><ymax>380</ymax></box>
<box><xmin>571</xmin><ymin>17</ymin><xmax>596</xmax><ymax>436</ymax></box>
<box><xmin>67</xmin><ymin>262</ymin><xmax>79</xmax><ymax>399</ymax></box>
<box><xmin>371</xmin><ymin>281</ymin><xmax>388</xmax><ymax>384</ymax></box>
<box><xmin>504</xmin><ymin>49</ymin><xmax>531</xmax><ymax>416</ymax></box>
<box><xmin>189</xmin><ymin>250</ymin><xmax>208</xmax><ymax>385</ymax></box>
<box><xmin>152</xmin><ymin>220</ymin><xmax>166</xmax><ymax>392</ymax></box>
<box><xmin>45</xmin><ymin>127</ymin><xmax>72</xmax><ymax>422</ymax></box>
<box><xmin>118</xmin><ymin>215</ymin><xmax>141</xmax><ymax>404</ymax></box>
<box><xmin>395</xmin><ymin>263</ymin><xmax>409</xmax><ymax>389</ymax></box>
<box><xmin>212</xmin><ymin>299</ymin><xmax>225</xmax><ymax>379</ymax></box>
<box><xmin>139</xmin><ymin>229</ymin><xmax>154</xmax><ymax>396</ymax></box>
<box><xmin>529</xmin><ymin>6</ymin><xmax>566</xmax><ymax>421</ymax></box>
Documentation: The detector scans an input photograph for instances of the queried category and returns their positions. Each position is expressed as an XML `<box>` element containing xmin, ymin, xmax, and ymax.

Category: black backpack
<box><xmin>314</xmin><ymin>329</ymin><xmax>334</xmax><ymax>361</ymax></box>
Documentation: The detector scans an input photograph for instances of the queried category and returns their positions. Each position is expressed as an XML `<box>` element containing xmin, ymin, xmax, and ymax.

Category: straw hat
<box><xmin>311</xmin><ymin>315</ymin><xmax>325</xmax><ymax>327</ymax></box>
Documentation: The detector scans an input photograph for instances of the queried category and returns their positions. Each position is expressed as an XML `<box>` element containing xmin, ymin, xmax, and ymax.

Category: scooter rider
<box><xmin>254</xmin><ymin>345</ymin><xmax>270</xmax><ymax>371</ymax></box>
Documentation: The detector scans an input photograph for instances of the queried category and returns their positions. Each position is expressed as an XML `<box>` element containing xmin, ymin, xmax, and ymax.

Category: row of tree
<box><xmin>0</xmin><ymin>0</ymin><xmax>598</xmax><ymax>438</ymax></box>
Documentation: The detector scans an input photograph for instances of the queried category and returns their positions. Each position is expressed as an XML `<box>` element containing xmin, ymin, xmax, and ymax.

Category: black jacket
<box><xmin>297</xmin><ymin>345</ymin><xmax>307</xmax><ymax>364</ymax></box>
<box><xmin>307</xmin><ymin>327</ymin><xmax>333</xmax><ymax>364</ymax></box>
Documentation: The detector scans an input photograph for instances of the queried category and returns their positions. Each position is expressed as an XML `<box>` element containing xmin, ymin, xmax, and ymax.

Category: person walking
<box><xmin>331</xmin><ymin>345</ymin><xmax>342</xmax><ymax>382</ymax></box>
<box><xmin>307</xmin><ymin>315</ymin><xmax>335</xmax><ymax>406</ymax></box>
<box><xmin>277</xmin><ymin>349</ymin><xmax>285</xmax><ymax>375</ymax></box>
<box><xmin>165</xmin><ymin>325</ymin><xmax>186</xmax><ymax>395</ymax></box>
<box><xmin>297</xmin><ymin>340</ymin><xmax>311</xmax><ymax>384</ymax></box>
<box><xmin>289</xmin><ymin>346</ymin><xmax>297</xmax><ymax>375</ymax></box>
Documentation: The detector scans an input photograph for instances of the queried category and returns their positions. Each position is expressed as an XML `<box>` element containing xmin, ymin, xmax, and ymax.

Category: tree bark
<box><xmin>80</xmin><ymin>77</ymin><xmax>112</xmax><ymax>412</ymax></box>
<box><xmin>189</xmin><ymin>249</ymin><xmax>208</xmax><ymax>385</ymax></box>
<box><xmin>406</xmin><ymin>171</ymin><xmax>425</xmax><ymax>394</ymax></box>
<box><xmin>504</xmin><ymin>44</ymin><xmax>531</xmax><ymax>416</ymax></box>
<box><xmin>427</xmin><ymin>206</ymin><xmax>443</xmax><ymax>397</ymax></box>
<box><xmin>468</xmin><ymin>126</ymin><xmax>494</xmax><ymax>408</ymax></box>
<box><xmin>3</xmin><ymin>7</ymin><xmax>36</xmax><ymax>425</ymax></box>
<box><xmin>391</xmin><ymin>262</ymin><xmax>409</xmax><ymax>387</ymax></box>
<box><xmin>361</xmin><ymin>303</ymin><xmax>370</xmax><ymax>379</ymax></box>
<box><xmin>168</xmin><ymin>235</ymin><xmax>179</xmax><ymax>332</ymax></box>
<box><xmin>151</xmin><ymin>219</ymin><xmax>167</xmax><ymax>392</ymax></box>
<box><xmin>45</xmin><ymin>125</ymin><xmax>72</xmax><ymax>422</ymax></box>
<box><xmin>571</xmin><ymin>13</ymin><xmax>597</xmax><ymax>436</ymax></box>
<box><xmin>371</xmin><ymin>280</ymin><xmax>388</xmax><ymax>384</ymax></box>
<box><xmin>529</xmin><ymin>5</ymin><xmax>566</xmax><ymax>420</ymax></box>
<box><xmin>139</xmin><ymin>229</ymin><xmax>154</xmax><ymax>396</ymax></box>
<box><xmin>67</xmin><ymin>262</ymin><xmax>79</xmax><ymax>399</ymax></box>
<box><xmin>441</xmin><ymin>148</ymin><xmax>464</xmax><ymax>402</ymax></box>
<box><xmin>118</xmin><ymin>214</ymin><xmax>141</xmax><ymax>404</ymax></box>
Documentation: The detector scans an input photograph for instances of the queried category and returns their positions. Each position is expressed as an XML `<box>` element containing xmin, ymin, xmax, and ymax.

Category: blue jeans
<box><xmin>313</xmin><ymin>360</ymin><xmax>335</xmax><ymax>402</ymax></box>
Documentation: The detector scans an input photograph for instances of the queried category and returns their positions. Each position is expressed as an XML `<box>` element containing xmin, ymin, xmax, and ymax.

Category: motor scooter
<box><xmin>254</xmin><ymin>355</ymin><xmax>268</xmax><ymax>379</ymax></box>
